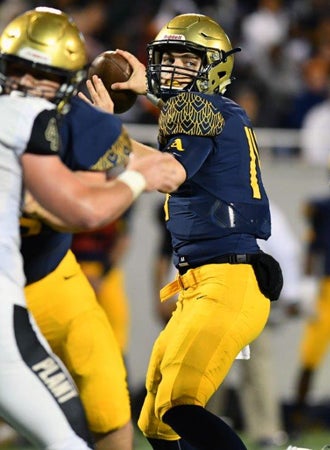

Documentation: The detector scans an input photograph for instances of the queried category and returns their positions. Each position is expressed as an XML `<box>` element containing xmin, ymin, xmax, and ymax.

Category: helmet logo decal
<box><xmin>18</xmin><ymin>47</ymin><xmax>51</xmax><ymax>64</ymax></box>
<box><xmin>163</xmin><ymin>34</ymin><xmax>186</xmax><ymax>41</ymax></box>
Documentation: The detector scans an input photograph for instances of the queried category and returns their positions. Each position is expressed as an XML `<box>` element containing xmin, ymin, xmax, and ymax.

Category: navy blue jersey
<box><xmin>21</xmin><ymin>96</ymin><xmax>130</xmax><ymax>284</ymax></box>
<box><xmin>156</xmin><ymin>203</ymin><xmax>173</xmax><ymax>259</ymax></box>
<box><xmin>305</xmin><ymin>196</ymin><xmax>330</xmax><ymax>275</ymax></box>
<box><xmin>158</xmin><ymin>92</ymin><xmax>271</xmax><ymax>267</ymax></box>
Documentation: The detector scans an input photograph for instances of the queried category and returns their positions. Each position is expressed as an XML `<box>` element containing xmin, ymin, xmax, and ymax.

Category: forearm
<box><xmin>23</xmin><ymin>171</ymin><xmax>111</xmax><ymax>232</ymax></box>
<box><xmin>24</xmin><ymin>198</ymin><xmax>79</xmax><ymax>232</ymax></box>
<box><xmin>130</xmin><ymin>140</ymin><xmax>186</xmax><ymax>191</ymax></box>
<box><xmin>23</xmin><ymin>149</ymin><xmax>183</xmax><ymax>231</ymax></box>
<box><xmin>130</xmin><ymin>139</ymin><xmax>158</xmax><ymax>157</ymax></box>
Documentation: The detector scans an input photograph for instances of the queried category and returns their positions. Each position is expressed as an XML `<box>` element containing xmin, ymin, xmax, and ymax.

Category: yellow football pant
<box><xmin>138</xmin><ymin>263</ymin><xmax>270</xmax><ymax>440</ymax></box>
<box><xmin>79</xmin><ymin>261</ymin><xmax>130</xmax><ymax>354</ymax></box>
<box><xmin>300</xmin><ymin>277</ymin><xmax>330</xmax><ymax>368</ymax></box>
<box><xmin>25</xmin><ymin>250</ymin><xmax>131</xmax><ymax>434</ymax></box>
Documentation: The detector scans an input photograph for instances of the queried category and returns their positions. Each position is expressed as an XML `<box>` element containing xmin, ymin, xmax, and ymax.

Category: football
<box><xmin>88</xmin><ymin>50</ymin><xmax>137</xmax><ymax>114</ymax></box>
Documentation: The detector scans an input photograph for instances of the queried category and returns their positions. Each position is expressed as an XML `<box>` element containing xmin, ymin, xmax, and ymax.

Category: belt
<box><xmin>161</xmin><ymin>253</ymin><xmax>257</xmax><ymax>302</ymax></box>
<box><xmin>177</xmin><ymin>253</ymin><xmax>255</xmax><ymax>275</ymax></box>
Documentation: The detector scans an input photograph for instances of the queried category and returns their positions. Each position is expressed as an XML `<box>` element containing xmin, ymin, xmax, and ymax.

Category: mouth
<box><xmin>164</xmin><ymin>79</ymin><xmax>181</xmax><ymax>87</ymax></box>
<box><xmin>161</xmin><ymin>78</ymin><xmax>189</xmax><ymax>90</ymax></box>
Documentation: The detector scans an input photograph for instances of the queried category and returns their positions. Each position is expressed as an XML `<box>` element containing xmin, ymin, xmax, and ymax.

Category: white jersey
<box><xmin>0</xmin><ymin>94</ymin><xmax>93</xmax><ymax>450</ymax></box>
<box><xmin>0</xmin><ymin>94</ymin><xmax>55</xmax><ymax>304</ymax></box>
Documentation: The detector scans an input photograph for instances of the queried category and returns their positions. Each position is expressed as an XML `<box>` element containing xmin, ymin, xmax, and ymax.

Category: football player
<box><xmin>111</xmin><ymin>13</ymin><xmax>283</xmax><ymax>450</ymax></box>
<box><xmin>0</xmin><ymin>7</ymin><xmax>181</xmax><ymax>449</ymax></box>
<box><xmin>292</xmin><ymin>196</ymin><xmax>330</xmax><ymax>431</ymax></box>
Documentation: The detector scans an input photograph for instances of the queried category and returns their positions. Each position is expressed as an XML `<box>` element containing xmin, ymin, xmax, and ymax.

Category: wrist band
<box><xmin>117</xmin><ymin>170</ymin><xmax>147</xmax><ymax>200</ymax></box>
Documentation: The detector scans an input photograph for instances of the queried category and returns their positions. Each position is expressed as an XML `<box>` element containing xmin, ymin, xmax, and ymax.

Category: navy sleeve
<box><xmin>60</xmin><ymin>96</ymin><xmax>126</xmax><ymax>171</ymax></box>
<box><xmin>165</xmin><ymin>134</ymin><xmax>213</xmax><ymax>179</ymax></box>
<box><xmin>25</xmin><ymin>109</ymin><xmax>61</xmax><ymax>155</ymax></box>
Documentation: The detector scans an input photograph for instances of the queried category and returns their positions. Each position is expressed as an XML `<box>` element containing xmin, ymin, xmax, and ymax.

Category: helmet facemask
<box><xmin>146</xmin><ymin>13</ymin><xmax>241</xmax><ymax>101</ymax></box>
<box><xmin>147</xmin><ymin>41</ymin><xmax>205</xmax><ymax>100</ymax></box>
<box><xmin>0</xmin><ymin>53</ymin><xmax>86</xmax><ymax>108</ymax></box>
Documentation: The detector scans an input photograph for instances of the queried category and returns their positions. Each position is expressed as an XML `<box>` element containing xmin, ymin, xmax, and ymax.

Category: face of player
<box><xmin>5</xmin><ymin>62</ymin><xmax>61</xmax><ymax>100</ymax></box>
<box><xmin>160</xmin><ymin>51</ymin><xmax>202</xmax><ymax>89</ymax></box>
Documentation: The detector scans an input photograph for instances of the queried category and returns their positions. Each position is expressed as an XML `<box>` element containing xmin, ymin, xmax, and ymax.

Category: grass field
<box><xmin>1</xmin><ymin>427</ymin><xmax>330</xmax><ymax>450</ymax></box>
<box><xmin>134</xmin><ymin>428</ymin><xmax>330</xmax><ymax>449</ymax></box>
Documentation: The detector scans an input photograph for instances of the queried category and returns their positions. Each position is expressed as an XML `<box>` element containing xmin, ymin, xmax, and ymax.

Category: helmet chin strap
<box><xmin>221</xmin><ymin>47</ymin><xmax>241</xmax><ymax>63</ymax></box>
<box><xmin>210</xmin><ymin>47</ymin><xmax>241</xmax><ymax>67</ymax></box>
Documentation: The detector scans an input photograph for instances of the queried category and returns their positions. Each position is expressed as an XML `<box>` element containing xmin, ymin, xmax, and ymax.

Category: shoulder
<box><xmin>159</xmin><ymin>92</ymin><xmax>225</xmax><ymax>137</ymax></box>
<box><xmin>1</xmin><ymin>94</ymin><xmax>56</xmax><ymax>125</ymax></box>
<box><xmin>63</xmin><ymin>96</ymin><xmax>123</xmax><ymax>147</ymax></box>
<box><xmin>67</xmin><ymin>96</ymin><xmax>122</xmax><ymax>130</ymax></box>
<box><xmin>26</xmin><ymin>107</ymin><xmax>61</xmax><ymax>155</ymax></box>
<box><xmin>61</xmin><ymin>96</ymin><xmax>130</xmax><ymax>171</ymax></box>
<box><xmin>25</xmin><ymin>98</ymin><xmax>60</xmax><ymax>155</ymax></box>
<box><xmin>0</xmin><ymin>95</ymin><xmax>59</xmax><ymax>156</ymax></box>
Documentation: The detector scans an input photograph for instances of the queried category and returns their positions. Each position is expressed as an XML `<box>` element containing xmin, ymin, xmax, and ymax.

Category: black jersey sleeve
<box><xmin>25</xmin><ymin>109</ymin><xmax>61</xmax><ymax>156</ymax></box>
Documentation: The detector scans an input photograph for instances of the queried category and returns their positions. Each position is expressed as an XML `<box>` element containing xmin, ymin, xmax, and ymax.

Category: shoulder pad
<box><xmin>90</xmin><ymin>127</ymin><xmax>132</xmax><ymax>171</ymax></box>
<box><xmin>159</xmin><ymin>92</ymin><xmax>224</xmax><ymax>138</ymax></box>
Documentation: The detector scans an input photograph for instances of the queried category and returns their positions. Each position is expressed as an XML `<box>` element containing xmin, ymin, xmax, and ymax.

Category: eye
<box><xmin>186</xmin><ymin>60</ymin><xmax>198</xmax><ymax>68</ymax></box>
<box><xmin>183</xmin><ymin>56</ymin><xmax>201</xmax><ymax>70</ymax></box>
<box><xmin>162</xmin><ymin>54</ymin><xmax>175</xmax><ymax>65</ymax></box>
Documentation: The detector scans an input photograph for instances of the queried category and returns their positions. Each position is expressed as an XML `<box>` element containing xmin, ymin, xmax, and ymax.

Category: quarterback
<box><xmin>112</xmin><ymin>13</ymin><xmax>283</xmax><ymax>450</ymax></box>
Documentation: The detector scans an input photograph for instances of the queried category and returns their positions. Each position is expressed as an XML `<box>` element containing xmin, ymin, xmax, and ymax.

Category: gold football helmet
<box><xmin>0</xmin><ymin>7</ymin><xmax>88</xmax><ymax>108</ymax></box>
<box><xmin>147</xmin><ymin>13</ymin><xmax>241</xmax><ymax>100</ymax></box>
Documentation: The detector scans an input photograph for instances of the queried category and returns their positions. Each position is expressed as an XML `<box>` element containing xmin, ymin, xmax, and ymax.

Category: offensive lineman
<box><xmin>0</xmin><ymin>7</ymin><xmax>180</xmax><ymax>449</ymax></box>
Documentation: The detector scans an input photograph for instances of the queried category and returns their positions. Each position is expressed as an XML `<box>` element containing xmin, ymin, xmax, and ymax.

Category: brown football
<box><xmin>88</xmin><ymin>50</ymin><xmax>137</xmax><ymax>114</ymax></box>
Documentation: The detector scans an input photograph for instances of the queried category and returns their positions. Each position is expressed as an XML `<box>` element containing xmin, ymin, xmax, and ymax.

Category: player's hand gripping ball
<box><xmin>88</xmin><ymin>50</ymin><xmax>137</xmax><ymax>114</ymax></box>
